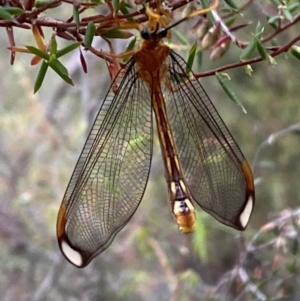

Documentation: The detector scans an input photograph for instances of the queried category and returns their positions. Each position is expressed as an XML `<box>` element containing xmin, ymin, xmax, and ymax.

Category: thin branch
<box><xmin>252</xmin><ymin>122</ymin><xmax>300</xmax><ymax>173</ymax></box>
<box><xmin>262</xmin><ymin>13</ymin><xmax>300</xmax><ymax>44</ymax></box>
<box><xmin>237</xmin><ymin>267</ymin><xmax>267</xmax><ymax>301</ymax></box>
<box><xmin>194</xmin><ymin>34</ymin><xmax>300</xmax><ymax>78</ymax></box>
<box><xmin>147</xmin><ymin>236</ymin><xmax>180</xmax><ymax>301</ymax></box>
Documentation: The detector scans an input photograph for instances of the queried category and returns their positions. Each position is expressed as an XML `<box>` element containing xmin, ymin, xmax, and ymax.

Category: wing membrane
<box><xmin>162</xmin><ymin>50</ymin><xmax>254</xmax><ymax>229</ymax></box>
<box><xmin>57</xmin><ymin>57</ymin><xmax>153</xmax><ymax>267</ymax></box>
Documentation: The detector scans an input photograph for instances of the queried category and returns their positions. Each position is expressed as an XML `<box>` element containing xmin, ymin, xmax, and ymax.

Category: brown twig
<box><xmin>194</xmin><ymin>34</ymin><xmax>300</xmax><ymax>78</ymax></box>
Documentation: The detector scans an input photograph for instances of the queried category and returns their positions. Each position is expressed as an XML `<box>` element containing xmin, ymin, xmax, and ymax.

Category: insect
<box><xmin>57</xmin><ymin>1</ymin><xmax>255</xmax><ymax>268</ymax></box>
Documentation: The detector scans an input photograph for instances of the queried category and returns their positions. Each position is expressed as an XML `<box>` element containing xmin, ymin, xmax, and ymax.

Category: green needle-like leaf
<box><xmin>186</xmin><ymin>42</ymin><xmax>197</xmax><ymax>73</ymax></box>
<box><xmin>216</xmin><ymin>72</ymin><xmax>247</xmax><ymax>114</ymax></box>
<box><xmin>49</xmin><ymin>59</ymin><xmax>73</xmax><ymax>85</ymax></box>
<box><xmin>223</xmin><ymin>0</ymin><xmax>238</xmax><ymax>10</ymax></box>
<box><xmin>84</xmin><ymin>22</ymin><xmax>96</xmax><ymax>47</ymax></box>
<box><xmin>34</xmin><ymin>0</ymin><xmax>61</xmax><ymax>8</ymax></box>
<box><xmin>123</xmin><ymin>37</ymin><xmax>136</xmax><ymax>62</ymax></box>
<box><xmin>0</xmin><ymin>8</ymin><xmax>14</xmax><ymax>21</ymax></box>
<box><xmin>112</xmin><ymin>0</ymin><xmax>119</xmax><ymax>10</ymax></box>
<box><xmin>1</xmin><ymin>7</ymin><xmax>24</xmax><ymax>15</ymax></box>
<box><xmin>196</xmin><ymin>50</ymin><xmax>203</xmax><ymax>70</ymax></box>
<box><xmin>267</xmin><ymin>15</ymin><xmax>282</xmax><ymax>29</ymax></box>
<box><xmin>50</xmin><ymin>38</ymin><xmax>57</xmax><ymax>55</ymax></box>
<box><xmin>256</xmin><ymin>38</ymin><xmax>268</xmax><ymax>60</ymax></box>
<box><xmin>173</xmin><ymin>29</ymin><xmax>189</xmax><ymax>46</ymax></box>
<box><xmin>255</xmin><ymin>22</ymin><xmax>264</xmax><ymax>40</ymax></box>
<box><xmin>56</xmin><ymin>42</ymin><xmax>81</xmax><ymax>58</ymax></box>
<box><xmin>283</xmin><ymin>7</ymin><xmax>293</xmax><ymax>21</ymax></box>
<box><xmin>34</xmin><ymin>61</ymin><xmax>48</xmax><ymax>93</ymax></box>
<box><xmin>290</xmin><ymin>46</ymin><xmax>300</xmax><ymax>60</ymax></box>
<box><xmin>73</xmin><ymin>5</ymin><xmax>80</xmax><ymax>28</ymax></box>
<box><xmin>240</xmin><ymin>38</ymin><xmax>256</xmax><ymax>61</ymax></box>
<box><xmin>101</xmin><ymin>28</ymin><xmax>133</xmax><ymax>39</ymax></box>
<box><xmin>26</xmin><ymin>46</ymin><xmax>50</xmax><ymax>60</ymax></box>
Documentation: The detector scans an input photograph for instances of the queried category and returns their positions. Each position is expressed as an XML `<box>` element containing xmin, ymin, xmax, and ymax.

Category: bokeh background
<box><xmin>1</xmin><ymin>1</ymin><xmax>300</xmax><ymax>300</ymax></box>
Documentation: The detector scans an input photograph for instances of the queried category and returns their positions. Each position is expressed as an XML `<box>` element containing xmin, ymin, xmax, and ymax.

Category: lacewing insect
<box><xmin>57</xmin><ymin>2</ymin><xmax>255</xmax><ymax>268</ymax></box>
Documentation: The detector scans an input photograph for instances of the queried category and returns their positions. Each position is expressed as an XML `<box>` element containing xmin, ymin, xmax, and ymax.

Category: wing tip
<box><xmin>57</xmin><ymin>231</ymin><xmax>93</xmax><ymax>268</ymax></box>
<box><xmin>233</xmin><ymin>159</ymin><xmax>255</xmax><ymax>230</ymax></box>
<box><xmin>59</xmin><ymin>238</ymin><xmax>84</xmax><ymax>267</ymax></box>
<box><xmin>238</xmin><ymin>193</ymin><xmax>254</xmax><ymax>230</ymax></box>
<box><xmin>56</xmin><ymin>204</ymin><xmax>91</xmax><ymax>268</ymax></box>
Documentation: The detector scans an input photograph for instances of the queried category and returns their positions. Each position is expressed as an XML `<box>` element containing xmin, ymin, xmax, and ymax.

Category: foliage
<box><xmin>0</xmin><ymin>0</ymin><xmax>300</xmax><ymax>300</ymax></box>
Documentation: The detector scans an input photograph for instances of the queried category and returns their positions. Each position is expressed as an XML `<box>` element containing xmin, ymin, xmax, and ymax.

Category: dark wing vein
<box><xmin>61</xmin><ymin>56</ymin><xmax>153</xmax><ymax>261</ymax></box>
<box><xmin>162</xmin><ymin>50</ymin><xmax>251</xmax><ymax>229</ymax></box>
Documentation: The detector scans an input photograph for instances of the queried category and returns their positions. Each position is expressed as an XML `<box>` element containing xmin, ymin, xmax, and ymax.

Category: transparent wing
<box><xmin>57</xmin><ymin>57</ymin><xmax>153</xmax><ymax>267</ymax></box>
<box><xmin>163</xmin><ymin>50</ymin><xmax>254</xmax><ymax>230</ymax></box>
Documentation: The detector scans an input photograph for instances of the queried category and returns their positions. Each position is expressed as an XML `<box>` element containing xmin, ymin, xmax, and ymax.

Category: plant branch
<box><xmin>194</xmin><ymin>34</ymin><xmax>300</xmax><ymax>78</ymax></box>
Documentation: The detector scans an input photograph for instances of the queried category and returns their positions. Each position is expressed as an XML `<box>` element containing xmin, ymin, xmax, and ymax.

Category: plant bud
<box><xmin>210</xmin><ymin>39</ymin><xmax>230</xmax><ymax>61</ymax></box>
<box><xmin>201</xmin><ymin>22</ymin><xmax>221</xmax><ymax>50</ymax></box>
<box><xmin>195</xmin><ymin>19</ymin><xmax>210</xmax><ymax>40</ymax></box>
